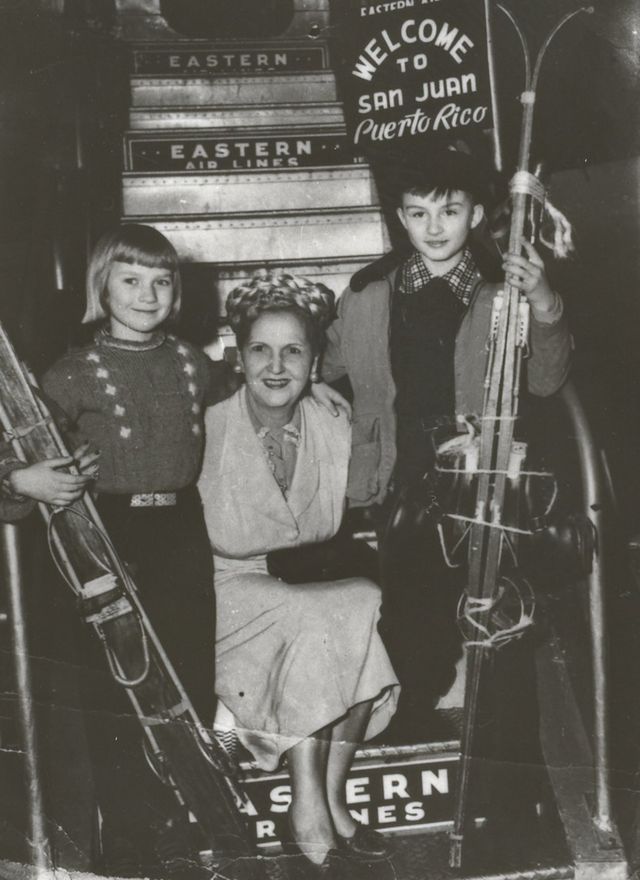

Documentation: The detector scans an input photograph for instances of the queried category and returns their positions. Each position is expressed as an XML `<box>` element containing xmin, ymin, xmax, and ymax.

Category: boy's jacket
<box><xmin>322</xmin><ymin>261</ymin><xmax>571</xmax><ymax>507</ymax></box>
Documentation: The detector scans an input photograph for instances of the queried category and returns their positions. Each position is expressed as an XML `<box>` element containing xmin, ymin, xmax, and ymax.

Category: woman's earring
<box><xmin>310</xmin><ymin>360</ymin><xmax>320</xmax><ymax>384</ymax></box>
<box><xmin>233</xmin><ymin>361</ymin><xmax>243</xmax><ymax>374</ymax></box>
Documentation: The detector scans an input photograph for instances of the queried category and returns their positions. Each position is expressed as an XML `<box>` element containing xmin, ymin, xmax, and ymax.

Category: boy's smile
<box><xmin>397</xmin><ymin>189</ymin><xmax>484</xmax><ymax>276</ymax></box>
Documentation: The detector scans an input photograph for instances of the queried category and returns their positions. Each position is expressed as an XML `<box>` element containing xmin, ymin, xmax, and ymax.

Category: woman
<box><xmin>198</xmin><ymin>271</ymin><xmax>399</xmax><ymax>876</ymax></box>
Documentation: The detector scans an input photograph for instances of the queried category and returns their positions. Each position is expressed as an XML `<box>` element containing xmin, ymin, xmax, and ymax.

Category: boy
<box><xmin>320</xmin><ymin>149</ymin><xmax>571</xmax><ymax>737</ymax></box>
<box><xmin>322</xmin><ymin>150</ymin><xmax>570</xmax><ymax>506</ymax></box>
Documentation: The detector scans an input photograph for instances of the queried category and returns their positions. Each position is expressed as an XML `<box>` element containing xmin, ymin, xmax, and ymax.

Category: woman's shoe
<box><xmin>336</xmin><ymin>825</ymin><xmax>394</xmax><ymax>860</ymax></box>
<box><xmin>283</xmin><ymin>838</ymin><xmax>381</xmax><ymax>879</ymax></box>
<box><xmin>281</xmin><ymin>842</ymin><xmax>334</xmax><ymax>878</ymax></box>
<box><xmin>282</xmin><ymin>821</ymin><xmax>337</xmax><ymax>877</ymax></box>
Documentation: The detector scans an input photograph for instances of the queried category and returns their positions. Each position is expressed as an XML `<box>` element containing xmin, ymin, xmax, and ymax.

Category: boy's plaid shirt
<box><xmin>399</xmin><ymin>247</ymin><xmax>478</xmax><ymax>306</ymax></box>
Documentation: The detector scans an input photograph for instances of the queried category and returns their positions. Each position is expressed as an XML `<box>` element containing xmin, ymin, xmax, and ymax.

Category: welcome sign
<box><xmin>338</xmin><ymin>0</ymin><xmax>493</xmax><ymax>149</ymax></box>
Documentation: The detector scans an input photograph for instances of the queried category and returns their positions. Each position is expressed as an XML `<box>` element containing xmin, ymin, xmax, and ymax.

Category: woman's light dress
<box><xmin>198</xmin><ymin>388</ymin><xmax>399</xmax><ymax>770</ymax></box>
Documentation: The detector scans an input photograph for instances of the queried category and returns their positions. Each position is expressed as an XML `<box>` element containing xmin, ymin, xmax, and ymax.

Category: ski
<box><xmin>448</xmin><ymin>8</ymin><xmax>591</xmax><ymax>867</ymax></box>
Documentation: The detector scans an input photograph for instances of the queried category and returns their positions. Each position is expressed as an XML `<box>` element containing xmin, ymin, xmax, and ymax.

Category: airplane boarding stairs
<box><xmin>122</xmin><ymin>37</ymin><xmax>389</xmax><ymax>316</ymax></box>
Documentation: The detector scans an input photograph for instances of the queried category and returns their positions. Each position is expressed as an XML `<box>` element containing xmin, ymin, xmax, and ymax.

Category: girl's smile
<box><xmin>106</xmin><ymin>261</ymin><xmax>174</xmax><ymax>342</ymax></box>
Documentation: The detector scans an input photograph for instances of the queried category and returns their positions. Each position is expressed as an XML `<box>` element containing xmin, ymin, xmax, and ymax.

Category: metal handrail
<box><xmin>560</xmin><ymin>379</ymin><xmax>612</xmax><ymax>832</ymax></box>
<box><xmin>1</xmin><ymin>524</ymin><xmax>52</xmax><ymax>871</ymax></box>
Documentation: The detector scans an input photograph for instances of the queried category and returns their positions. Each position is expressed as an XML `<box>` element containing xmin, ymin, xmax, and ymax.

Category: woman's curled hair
<box><xmin>226</xmin><ymin>270</ymin><xmax>336</xmax><ymax>353</ymax></box>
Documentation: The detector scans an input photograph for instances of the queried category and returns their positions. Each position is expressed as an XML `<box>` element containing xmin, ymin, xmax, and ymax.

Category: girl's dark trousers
<box><xmin>81</xmin><ymin>487</ymin><xmax>216</xmax><ymax>868</ymax></box>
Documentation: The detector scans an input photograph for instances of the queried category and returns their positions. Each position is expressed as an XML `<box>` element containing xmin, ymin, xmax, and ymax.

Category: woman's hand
<box><xmin>502</xmin><ymin>238</ymin><xmax>556</xmax><ymax>315</ymax></box>
<box><xmin>9</xmin><ymin>443</ymin><xmax>99</xmax><ymax>507</ymax></box>
<box><xmin>310</xmin><ymin>382</ymin><xmax>352</xmax><ymax>419</ymax></box>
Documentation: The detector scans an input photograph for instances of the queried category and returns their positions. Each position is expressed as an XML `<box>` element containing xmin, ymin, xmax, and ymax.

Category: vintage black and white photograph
<box><xmin>0</xmin><ymin>1</ymin><xmax>639</xmax><ymax>878</ymax></box>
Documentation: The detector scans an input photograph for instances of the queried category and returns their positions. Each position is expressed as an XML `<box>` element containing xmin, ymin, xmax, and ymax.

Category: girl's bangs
<box><xmin>111</xmin><ymin>241</ymin><xmax>177</xmax><ymax>270</ymax></box>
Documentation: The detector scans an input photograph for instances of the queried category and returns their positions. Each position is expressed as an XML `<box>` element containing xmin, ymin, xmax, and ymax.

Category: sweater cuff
<box><xmin>531</xmin><ymin>291</ymin><xmax>563</xmax><ymax>326</ymax></box>
<box><xmin>0</xmin><ymin>459</ymin><xmax>26</xmax><ymax>497</ymax></box>
<box><xmin>0</xmin><ymin>459</ymin><xmax>36</xmax><ymax>521</ymax></box>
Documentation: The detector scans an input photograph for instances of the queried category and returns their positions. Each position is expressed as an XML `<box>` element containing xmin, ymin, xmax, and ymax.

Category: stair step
<box><xmin>130</xmin><ymin>40</ymin><xmax>330</xmax><ymax>77</ymax></box>
<box><xmin>123</xmin><ymin>166</ymin><xmax>378</xmax><ymax>216</ymax></box>
<box><xmin>123</xmin><ymin>128</ymin><xmax>363</xmax><ymax>174</ymax></box>
<box><xmin>130</xmin><ymin>71</ymin><xmax>337</xmax><ymax>107</ymax></box>
<box><xmin>134</xmin><ymin>207</ymin><xmax>390</xmax><ymax>264</ymax></box>
<box><xmin>129</xmin><ymin>101</ymin><xmax>345</xmax><ymax>131</ymax></box>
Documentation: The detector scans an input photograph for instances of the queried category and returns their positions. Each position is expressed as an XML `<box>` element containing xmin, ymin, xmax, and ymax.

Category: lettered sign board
<box><xmin>239</xmin><ymin>752</ymin><xmax>461</xmax><ymax>848</ymax></box>
<box><xmin>337</xmin><ymin>0</ymin><xmax>493</xmax><ymax>151</ymax></box>
<box><xmin>130</xmin><ymin>42</ymin><xmax>328</xmax><ymax>76</ymax></box>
